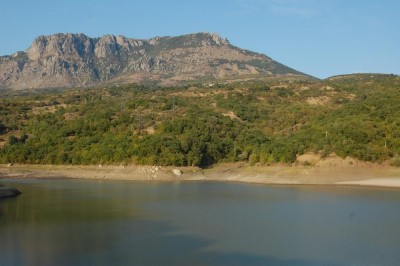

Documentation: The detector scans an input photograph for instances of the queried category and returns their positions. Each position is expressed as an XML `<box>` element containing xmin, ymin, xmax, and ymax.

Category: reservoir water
<box><xmin>1</xmin><ymin>179</ymin><xmax>400</xmax><ymax>265</ymax></box>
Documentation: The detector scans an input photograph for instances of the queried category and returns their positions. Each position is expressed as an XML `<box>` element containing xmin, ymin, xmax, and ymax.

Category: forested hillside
<box><xmin>1</xmin><ymin>74</ymin><xmax>399</xmax><ymax>167</ymax></box>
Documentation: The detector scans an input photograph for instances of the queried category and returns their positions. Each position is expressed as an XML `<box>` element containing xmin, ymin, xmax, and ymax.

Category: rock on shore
<box><xmin>0</xmin><ymin>186</ymin><xmax>21</xmax><ymax>199</ymax></box>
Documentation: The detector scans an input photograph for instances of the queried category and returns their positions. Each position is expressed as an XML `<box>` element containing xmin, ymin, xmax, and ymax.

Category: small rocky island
<box><xmin>0</xmin><ymin>186</ymin><xmax>21</xmax><ymax>199</ymax></box>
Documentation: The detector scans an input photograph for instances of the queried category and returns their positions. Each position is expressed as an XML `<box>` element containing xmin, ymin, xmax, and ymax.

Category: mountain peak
<box><xmin>206</xmin><ymin>32</ymin><xmax>230</xmax><ymax>45</ymax></box>
<box><xmin>0</xmin><ymin>32</ymin><xmax>307</xmax><ymax>90</ymax></box>
<box><xmin>26</xmin><ymin>33</ymin><xmax>93</xmax><ymax>60</ymax></box>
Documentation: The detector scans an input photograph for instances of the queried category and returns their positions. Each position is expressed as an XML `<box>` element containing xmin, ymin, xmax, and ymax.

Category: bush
<box><xmin>390</xmin><ymin>156</ymin><xmax>400</xmax><ymax>167</ymax></box>
<box><xmin>249</xmin><ymin>153</ymin><xmax>259</xmax><ymax>165</ymax></box>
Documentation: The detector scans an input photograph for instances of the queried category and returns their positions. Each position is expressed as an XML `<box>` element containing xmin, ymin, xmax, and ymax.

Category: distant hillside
<box><xmin>1</xmin><ymin>74</ymin><xmax>399</xmax><ymax>166</ymax></box>
<box><xmin>327</xmin><ymin>73</ymin><xmax>398</xmax><ymax>81</ymax></box>
<box><xmin>0</xmin><ymin>32</ymin><xmax>308</xmax><ymax>90</ymax></box>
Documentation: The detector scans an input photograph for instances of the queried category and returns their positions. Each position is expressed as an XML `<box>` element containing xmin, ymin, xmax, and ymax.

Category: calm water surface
<box><xmin>1</xmin><ymin>178</ymin><xmax>400</xmax><ymax>266</ymax></box>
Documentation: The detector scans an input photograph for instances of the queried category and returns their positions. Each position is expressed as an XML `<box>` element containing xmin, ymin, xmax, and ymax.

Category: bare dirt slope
<box><xmin>2</xmin><ymin>161</ymin><xmax>400</xmax><ymax>189</ymax></box>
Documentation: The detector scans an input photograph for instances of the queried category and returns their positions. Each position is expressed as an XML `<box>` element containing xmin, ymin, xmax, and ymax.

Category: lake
<box><xmin>1</xmin><ymin>179</ymin><xmax>400</xmax><ymax>265</ymax></box>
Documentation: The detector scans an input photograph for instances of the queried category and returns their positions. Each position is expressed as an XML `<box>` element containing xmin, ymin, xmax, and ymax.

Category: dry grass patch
<box><xmin>306</xmin><ymin>96</ymin><xmax>330</xmax><ymax>105</ymax></box>
<box><xmin>32</xmin><ymin>104</ymin><xmax>67</xmax><ymax>115</ymax></box>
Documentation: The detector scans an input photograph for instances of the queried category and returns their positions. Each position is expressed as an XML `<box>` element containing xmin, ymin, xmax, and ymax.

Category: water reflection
<box><xmin>0</xmin><ymin>181</ymin><xmax>139</xmax><ymax>224</ymax></box>
<box><xmin>1</xmin><ymin>179</ymin><xmax>400</xmax><ymax>265</ymax></box>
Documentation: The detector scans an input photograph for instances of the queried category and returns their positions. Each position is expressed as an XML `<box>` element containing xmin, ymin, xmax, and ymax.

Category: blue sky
<box><xmin>1</xmin><ymin>0</ymin><xmax>399</xmax><ymax>78</ymax></box>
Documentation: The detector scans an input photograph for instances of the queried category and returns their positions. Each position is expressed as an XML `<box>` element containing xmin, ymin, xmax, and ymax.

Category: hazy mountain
<box><xmin>0</xmin><ymin>32</ymin><xmax>307</xmax><ymax>90</ymax></box>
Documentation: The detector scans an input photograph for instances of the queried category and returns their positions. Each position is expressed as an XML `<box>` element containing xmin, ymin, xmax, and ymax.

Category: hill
<box><xmin>0</xmin><ymin>32</ymin><xmax>307</xmax><ymax>90</ymax></box>
<box><xmin>0</xmin><ymin>74</ymin><xmax>399</xmax><ymax>167</ymax></box>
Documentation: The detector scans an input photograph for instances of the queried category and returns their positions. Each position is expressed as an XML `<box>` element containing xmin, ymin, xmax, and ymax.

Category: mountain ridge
<box><xmin>0</xmin><ymin>32</ymin><xmax>308</xmax><ymax>90</ymax></box>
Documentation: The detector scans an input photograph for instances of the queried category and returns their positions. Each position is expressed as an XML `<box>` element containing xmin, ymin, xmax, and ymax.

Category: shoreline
<box><xmin>1</xmin><ymin>163</ymin><xmax>400</xmax><ymax>189</ymax></box>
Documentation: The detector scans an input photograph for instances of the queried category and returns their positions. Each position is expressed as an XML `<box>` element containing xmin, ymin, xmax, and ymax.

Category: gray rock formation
<box><xmin>0</xmin><ymin>32</ymin><xmax>306</xmax><ymax>90</ymax></box>
<box><xmin>172</xmin><ymin>169</ymin><xmax>182</xmax><ymax>176</ymax></box>
<box><xmin>0</xmin><ymin>186</ymin><xmax>21</xmax><ymax>199</ymax></box>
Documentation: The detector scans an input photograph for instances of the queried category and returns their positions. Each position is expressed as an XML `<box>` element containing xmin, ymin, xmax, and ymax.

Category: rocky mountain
<box><xmin>0</xmin><ymin>32</ymin><xmax>307</xmax><ymax>90</ymax></box>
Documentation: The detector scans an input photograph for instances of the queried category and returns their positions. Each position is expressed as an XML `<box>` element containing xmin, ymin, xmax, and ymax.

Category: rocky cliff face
<box><xmin>0</xmin><ymin>32</ymin><xmax>306</xmax><ymax>90</ymax></box>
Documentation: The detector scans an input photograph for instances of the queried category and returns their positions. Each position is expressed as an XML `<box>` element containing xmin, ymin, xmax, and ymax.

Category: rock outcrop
<box><xmin>0</xmin><ymin>186</ymin><xmax>21</xmax><ymax>199</ymax></box>
<box><xmin>0</xmin><ymin>32</ymin><xmax>306</xmax><ymax>90</ymax></box>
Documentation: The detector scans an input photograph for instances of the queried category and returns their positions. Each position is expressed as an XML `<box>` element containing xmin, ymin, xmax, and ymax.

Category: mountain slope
<box><xmin>1</xmin><ymin>75</ymin><xmax>399</xmax><ymax>166</ymax></box>
<box><xmin>0</xmin><ymin>32</ymin><xmax>307</xmax><ymax>90</ymax></box>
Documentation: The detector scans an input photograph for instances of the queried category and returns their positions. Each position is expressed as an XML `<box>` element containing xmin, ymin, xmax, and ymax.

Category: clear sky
<box><xmin>1</xmin><ymin>0</ymin><xmax>399</xmax><ymax>78</ymax></box>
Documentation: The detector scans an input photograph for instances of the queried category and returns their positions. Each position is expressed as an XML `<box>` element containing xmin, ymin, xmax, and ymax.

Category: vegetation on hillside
<box><xmin>0</xmin><ymin>74</ymin><xmax>399</xmax><ymax>167</ymax></box>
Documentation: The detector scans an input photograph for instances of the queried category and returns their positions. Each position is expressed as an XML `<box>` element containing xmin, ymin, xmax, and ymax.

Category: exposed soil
<box><xmin>1</xmin><ymin>160</ymin><xmax>400</xmax><ymax>189</ymax></box>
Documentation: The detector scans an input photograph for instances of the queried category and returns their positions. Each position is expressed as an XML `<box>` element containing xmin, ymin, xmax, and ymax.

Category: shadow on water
<box><xmin>0</xmin><ymin>217</ymin><xmax>336</xmax><ymax>266</ymax></box>
<box><xmin>157</xmin><ymin>230</ymin><xmax>339</xmax><ymax>266</ymax></box>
